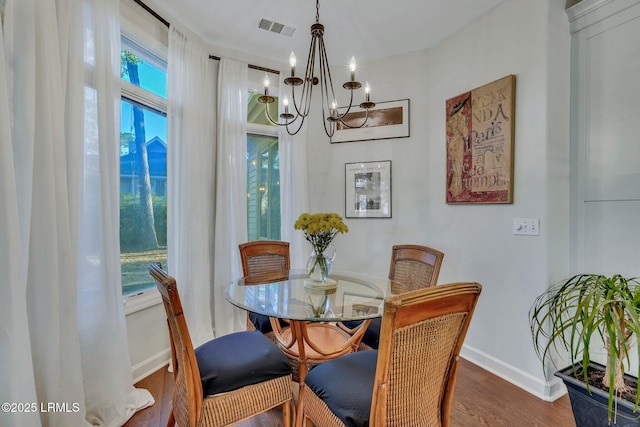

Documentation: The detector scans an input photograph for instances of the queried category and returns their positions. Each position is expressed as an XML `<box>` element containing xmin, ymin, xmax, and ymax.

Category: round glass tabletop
<box><xmin>226</xmin><ymin>269</ymin><xmax>396</xmax><ymax>322</ymax></box>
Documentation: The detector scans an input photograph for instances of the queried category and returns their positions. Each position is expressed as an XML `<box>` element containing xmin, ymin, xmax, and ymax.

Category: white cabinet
<box><xmin>567</xmin><ymin>0</ymin><xmax>640</xmax><ymax>275</ymax></box>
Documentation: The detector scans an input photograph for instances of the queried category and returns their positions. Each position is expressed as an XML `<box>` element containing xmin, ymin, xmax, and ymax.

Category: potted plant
<box><xmin>529</xmin><ymin>274</ymin><xmax>640</xmax><ymax>426</ymax></box>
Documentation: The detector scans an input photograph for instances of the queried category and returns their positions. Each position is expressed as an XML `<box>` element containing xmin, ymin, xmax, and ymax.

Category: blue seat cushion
<box><xmin>304</xmin><ymin>350</ymin><xmax>378</xmax><ymax>427</ymax></box>
<box><xmin>195</xmin><ymin>330</ymin><xmax>291</xmax><ymax>396</ymax></box>
<box><xmin>249</xmin><ymin>312</ymin><xmax>288</xmax><ymax>334</ymax></box>
<box><xmin>341</xmin><ymin>318</ymin><xmax>382</xmax><ymax>349</ymax></box>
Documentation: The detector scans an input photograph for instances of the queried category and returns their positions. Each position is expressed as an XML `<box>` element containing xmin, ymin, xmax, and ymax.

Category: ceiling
<box><xmin>148</xmin><ymin>0</ymin><xmax>506</xmax><ymax>65</ymax></box>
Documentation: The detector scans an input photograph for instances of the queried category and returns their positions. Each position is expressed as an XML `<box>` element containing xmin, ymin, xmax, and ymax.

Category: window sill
<box><xmin>124</xmin><ymin>288</ymin><xmax>162</xmax><ymax>315</ymax></box>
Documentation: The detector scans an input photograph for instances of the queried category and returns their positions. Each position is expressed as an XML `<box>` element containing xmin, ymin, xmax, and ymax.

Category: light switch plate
<box><xmin>513</xmin><ymin>218</ymin><xmax>539</xmax><ymax>236</ymax></box>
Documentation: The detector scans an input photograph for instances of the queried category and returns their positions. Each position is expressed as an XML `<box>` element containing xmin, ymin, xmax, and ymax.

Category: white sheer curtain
<box><xmin>1</xmin><ymin>0</ymin><xmax>152</xmax><ymax>425</ymax></box>
<box><xmin>167</xmin><ymin>26</ymin><xmax>217</xmax><ymax>347</ymax></box>
<box><xmin>213</xmin><ymin>58</ymin><xmax>248</xmax><ymax>336</ymax></box>
<box><xmin>278</xmin><ymin>73</ymin><xmax>310</xmax><ymax>269</ymax></box>
<box><xmin>0</xmin><ymin>6</ymin><xmax>40</xmax><ymax>427</ymax></box>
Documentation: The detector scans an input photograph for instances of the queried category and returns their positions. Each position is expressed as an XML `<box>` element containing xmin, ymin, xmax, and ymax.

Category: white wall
<box><xmin>126</xmin><ymin>303</ymin><xmax>171</xmax><ymax>382</ymax></box>
<box><xmin>303</xmin><ymin>0</ymin><xmax>571</xmax><ymax>401</ymax></box>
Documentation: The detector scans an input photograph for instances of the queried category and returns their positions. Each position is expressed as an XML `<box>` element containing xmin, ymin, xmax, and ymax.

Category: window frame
<box><xmin>120</xmin><ymin>32</ymin><xmax>168</xmax><ymax>311</ymax></box>
<box><xmin>247</xmin><ymin>132</ymin><xmax>280</xmax><ymax>241</ymax></box>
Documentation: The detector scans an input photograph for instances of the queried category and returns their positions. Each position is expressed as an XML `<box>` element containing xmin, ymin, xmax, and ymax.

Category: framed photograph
<box><xmin>345</xmin><ymin>161</ymin><xmax>392</xmax><ymax>218</ymax></box>
<box><xmin>342</xmin><ymin>293</ymin><xmax>384</xmax><ymax>318</ymax></box>
<box><xmin>330</xmin><ymin>99</ymin><xmax>410</xmax><ymax>143</ymax></box>
<box><xmin>446</xmin><ymin>75</ymin><xmax>515</xmax><ymax>204</ymax></box>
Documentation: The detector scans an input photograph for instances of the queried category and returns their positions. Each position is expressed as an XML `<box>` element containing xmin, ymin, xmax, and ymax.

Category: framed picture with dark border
<box><xmin>331</xmin><ymin>99</ymin><xmax>410</xmax><ymax>143</ymax></box>
<box><xmin>345</xmin><ymin>161</ymin><xmax>392</xmax><ymax>218</ymax></box>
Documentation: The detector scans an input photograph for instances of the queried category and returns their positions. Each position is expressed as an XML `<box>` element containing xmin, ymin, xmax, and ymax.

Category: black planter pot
<box><xmin>556</xmin><ymin>362</ymin><xmax>640</xmax><ymax>427</ymax></box>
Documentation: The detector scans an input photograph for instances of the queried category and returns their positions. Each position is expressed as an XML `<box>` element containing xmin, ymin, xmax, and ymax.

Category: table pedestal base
<box><xmin>270</xmin><ymin>318</ymin><xmax>371</xmax><ymax>427</ymax></box>
<box><xmin>278</xmin><ymin>323</ymin><xmax>351</xmax><ymax>382</ymax></box>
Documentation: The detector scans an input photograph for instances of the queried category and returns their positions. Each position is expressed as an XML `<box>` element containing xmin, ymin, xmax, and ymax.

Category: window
<box><xmin>247</xmin><ymin>134</ymin><xmax>280</xmax><ymax>240</ymax></box>
<box><xmin>120</xmin><ymin>35</ymin><xmax>167</xmax><ymax>296</ymax></box>
<box><xmin>247</xmin><ymin>71</ymin><xmax>280</xmax><ymax>241</ymax></box>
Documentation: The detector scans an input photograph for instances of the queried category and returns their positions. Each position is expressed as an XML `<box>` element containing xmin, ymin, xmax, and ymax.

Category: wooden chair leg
<box><xmin>282</xmin><ymin>399</ymin><xmax>293</xmax><ymax>427</ymax></box>
<box><xmin>296</xmin><ymin>382</ymin><xmax>306</xmax><ymax>427</ymax></box>
<box><xmin>166</xmin><ymin>409</ymin><xmax>175</xmax><ymax>427</ymax></box>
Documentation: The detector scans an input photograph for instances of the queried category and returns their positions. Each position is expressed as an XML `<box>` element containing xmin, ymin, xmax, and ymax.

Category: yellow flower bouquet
<box><xmin>294</xmin><ymin>212</ymin><xmax>348</xmax><ymax>281</ymax></box>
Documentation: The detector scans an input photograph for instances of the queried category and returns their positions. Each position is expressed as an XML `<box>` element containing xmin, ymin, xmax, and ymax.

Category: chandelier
<box><xmin>258</xmin><ymin>0</ymin><xmax>375</xmax><ymax>137</ymax></box>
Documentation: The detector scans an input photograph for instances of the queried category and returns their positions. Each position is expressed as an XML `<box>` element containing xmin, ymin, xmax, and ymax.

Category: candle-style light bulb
<box><xmin>349</xmin><ymin>56</ymin><xmax>356</xmax><ymax>81</ymax></box>
<box><xmin>364</xmin><ymin>81</ymin><xmax>371</xmax><ymax>102</ymax></box>
<box><xmin>263</xmin><ymin>74</ymin><xmax>270</xmax><ymax>96</ymax></box>
<box><xmin>283</xmin><ymin>95</ymin><xmax>289</xmax><ymax>113</ymax></box>
<box><xmin>289</xmin><ymin>52</ymin><xmax>296</xmax><ymax>77</ymax></box>
<box><xmin>331</xmin><ymin>100</ymin><xmax>337</xmax><ymax>117</ymax></box>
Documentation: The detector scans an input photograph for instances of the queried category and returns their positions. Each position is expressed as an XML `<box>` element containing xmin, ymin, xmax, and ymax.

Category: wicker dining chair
<box><xmin>149</xmin><ymin>262</ymin><xmax>294</xmax><ymax>427</ymax></box>
<box><xmin>388</xmin><ymin>244</ymin><xmax>445</xmax><ymax>291</ymax></box>
<box><xmin>238</xmin><ymin>240</ymin><xmax>290</xmax><ymax>335</ymax></box>
<box><xmin>301</xmin><ymin>282</ymin><xmax>482</xmax><ymax>427</ymax></box>
<box><xmin>344</xmin><ymin>244</ymin><xmax>445</xmax><ymax>350</ymax></box>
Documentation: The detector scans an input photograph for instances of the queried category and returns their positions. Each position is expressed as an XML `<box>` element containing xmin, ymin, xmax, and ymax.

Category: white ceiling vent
<box><xmin>258</xmin><ymin>18</ymin><xmax>296</xmax><ymax>37</ymax></box>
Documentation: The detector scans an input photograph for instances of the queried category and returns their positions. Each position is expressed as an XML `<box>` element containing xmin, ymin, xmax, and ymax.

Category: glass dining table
<box><xmin>225</xmin><ymin>270</ymin><xmax>407</xmax><ymax>426</ymax></box>
<box><xmin>226</xmin><ymin>269</ymin><xmax>404</xmax><ymax>426</ymax></box>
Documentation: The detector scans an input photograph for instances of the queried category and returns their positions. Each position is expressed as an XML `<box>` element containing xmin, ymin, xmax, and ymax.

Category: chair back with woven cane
<box><xmin>351</xmin><ymin>244</ymin><xmax>445</xmax><ymax>350</ymax></box>
<box><xmin>302</xmin><ymin>282</ymin><xmax>481</xmax><ymax>427</ymax></box>
<box><xmin>239</xmin><ymin>240</ymin><xmax>290</xmax><ymax>276</ymax></box>
<box><xmin>388</xmin><ymin>244</ymin><xmax>444</xmax><ymax>291</ymax></box>
<box><xmin>371</xmin><ymin>282</ymin><xmax>480</xmax><ymax>426</ymax></box>
<box><xmin>239</xmin><ymin>241</ymin><xmax>290</xmax><ymax>332</ymax></box>
<box><xmin>150</xmin><ymin>262</ymin><xmax>294</xmax><ymax>427</ymax></box>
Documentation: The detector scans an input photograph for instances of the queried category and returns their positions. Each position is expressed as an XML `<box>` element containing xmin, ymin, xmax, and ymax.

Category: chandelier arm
<box><xmin>318</xmin><ymin>72</ymin><xmax>335</xmax><ymax>138</ymax></box>
<box><xmin>257</xmin><ymin>94</ymin><xmax>309</xmax><ymax>135</ymax></box>
<box><xmin>320</xmin><ymin>101</ymin><xmax>335</xmax><ymax>138</ymax></box>
<box><xmin>263</xmin><ymin>103</ymin><xmax>291</xmax><ymax>127</ymax></box>
<box><xmin>290</xmin><ymin>32</ymin><xmax>317</xmax><ymax>118</ymax></box>
<box><xmin>320</xmin><ymin>67</ymin><xmax>337</xmax><ymax>136</ymax></box>
<box><xmin>263</xmin><ymin>104</ymin><xmax>280</xmax><ymax>126</ymax></box>
<box><xmin>301</xmin><ymin>34</ymin><xmax>318</xmax><ymax>117</ymax></box>
<box><xmin>284</xmin><ymin>115</ymin><xmax>307</xmax><ymax>136</ymax></box>
<box><xmin>317</xmin><ymin>36</ymin><xmax>343</xmax><ymax>138</ymax></box>
<box><xmin>332</xmin><ymin>89</ymin><xmax>356</xmax><ymax>120</ymax></box>
<box><xmin>337</xmin><ymin>107</ymin><xmax>370</xmax><ymax>129</ymax></box>
<box><xmin>288</xmin><ymin>72</ymin><xmax>309</xmax><ymax>119</ymax></box>
<box><xmin>318</xmin><ymin>36</ymin><xmax>361</xmax><ymax>126</ymax></box>
<box><xmin>289</xmin><ymin>85</ymin><xmax>308</xmax><ymax>119</ymax></box>
<box><xmin>318</xmin><ymin>37</ymin><xmax>337</xmax><ymax>112</ymax></box>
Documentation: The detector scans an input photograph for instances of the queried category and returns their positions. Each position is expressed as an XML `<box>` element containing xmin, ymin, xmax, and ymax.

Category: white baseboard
<box><xmin>460</xmin><ymin>344</ymin><xmax>567</xmax><ymax>402</ymax></box>
<box><xmin>131</xmin><ymin>347</ymin><xmax>171</xmax><ymax>384</ymax></box>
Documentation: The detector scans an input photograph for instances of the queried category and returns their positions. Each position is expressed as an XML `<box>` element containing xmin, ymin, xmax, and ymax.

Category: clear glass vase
<box><xmin>307</xmin><ymin>244</ymin><xmax>336</xmax><ymax>282</ymax></box>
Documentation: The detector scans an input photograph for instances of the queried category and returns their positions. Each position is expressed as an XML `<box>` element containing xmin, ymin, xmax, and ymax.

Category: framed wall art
<box><xmin>345</xmin><ymin>161</ymin><xmax>391</xmax><ymax>218</ymax></box>
<box><xmin>446</xmin><ymin>75</ymin><xmax>515</xmax><ymax>204</ymax></box>
<box><xmin>331</xmin><ymin>99</ymin><xmax>409</xmax><ymax>143</ymax></box>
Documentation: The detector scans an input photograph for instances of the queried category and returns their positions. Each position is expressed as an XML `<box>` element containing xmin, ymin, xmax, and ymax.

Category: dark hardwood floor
<box><xmin>124</xmin><ymin>358</ymin><xmax>575</xmax><ymax>426</ymax></box>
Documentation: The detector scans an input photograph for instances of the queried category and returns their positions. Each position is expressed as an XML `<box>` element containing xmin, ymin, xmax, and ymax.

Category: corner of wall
<box><xmin>131</xmin><ymin>348</ymin><xmax>171</xmax><ymax>383</ymax></box>
<box><xmin>565</xmin><ymin>0</ymin><xmax>583</xmax><ymax>9</ymax></box>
